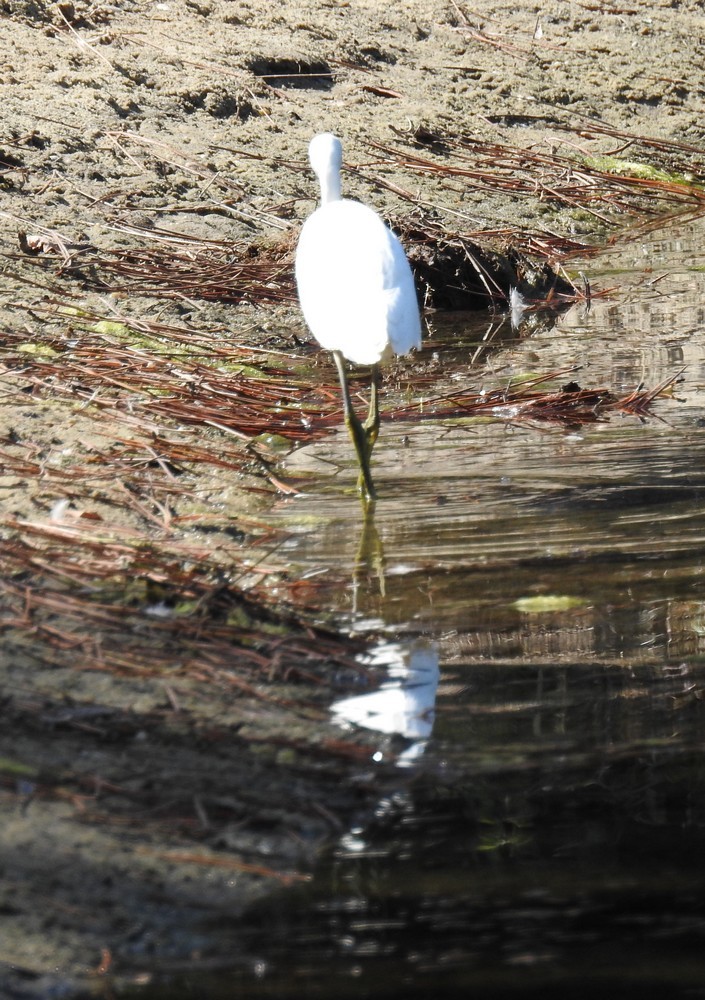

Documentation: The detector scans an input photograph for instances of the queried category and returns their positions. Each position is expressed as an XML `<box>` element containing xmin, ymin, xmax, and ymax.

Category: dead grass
<box><xmin>366</xmin><ymin>122</ymin><xmax>705</xmax><ymax>230</ymax></box>
<box><xmin>0</xmin><ymin>512</ymin><xmax>372</xmax><ymax>692</ymax></box>
<box><xmin>390</xmin><ymin>366</ymin><xmax>683</xmax><ymax>426</ymax></box>
<box><xmin>17</xmin><ymin>116</ymin><xmax>705</xmax><ymax>318</ymax></box>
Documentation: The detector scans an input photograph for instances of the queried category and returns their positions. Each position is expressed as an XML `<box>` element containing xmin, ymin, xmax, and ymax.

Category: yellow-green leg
<box><xmin>332</xmin><ymin>351</ymin><xmax>377</xmax><ymax>502</ymax></box>
<box><xmin>363</xmin><ymin>363</ymin><xmax>381</xmax><ymax>448</ymax></box>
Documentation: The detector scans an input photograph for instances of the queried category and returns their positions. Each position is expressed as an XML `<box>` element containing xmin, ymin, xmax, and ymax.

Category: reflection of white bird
<box><xmin>332</xmin><ymin>643</ymin><xmax>439</xmax><ymax>763</ymax></box>
<box><xmin>295</xmin><ymin>133</ymin><xmax>422</xmax><ymax>501</ymax></box>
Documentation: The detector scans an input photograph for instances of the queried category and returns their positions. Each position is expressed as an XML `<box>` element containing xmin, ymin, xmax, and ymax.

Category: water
<box><xmin>275</xmin><ymin>218</ymin><xmax>705</xmax><ymax>638</ymax></box>
<box><xmin>126</xmin><ymin>218</ymin><xmax>705</xmax><ymax>997</ymax></box>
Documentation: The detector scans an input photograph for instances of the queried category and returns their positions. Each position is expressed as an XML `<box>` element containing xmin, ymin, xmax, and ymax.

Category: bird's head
<box><xmin>308</xmin><ymin>133</ymin><xmax>343</xmax><ymax>202</ymax></box>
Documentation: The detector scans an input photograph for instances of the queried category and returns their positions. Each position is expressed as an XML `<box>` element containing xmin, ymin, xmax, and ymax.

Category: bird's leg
<box><xmin>333</xmin><ymin>350</ymin><xmax>377</xmax><ymax>501</ymax></box>
<box><xmin>363</xmin><ymin>363</ymin><xmax>380</xmax><ymax>449</ymax></box>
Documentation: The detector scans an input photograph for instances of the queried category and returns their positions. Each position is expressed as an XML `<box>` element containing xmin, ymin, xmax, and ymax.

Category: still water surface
<box><xmin>133</xmin><ymin>219</ymin><xmax>705</xmax><ymax>997</ymax></box>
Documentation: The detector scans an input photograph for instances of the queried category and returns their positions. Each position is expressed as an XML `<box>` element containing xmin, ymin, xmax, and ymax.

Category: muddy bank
<box><xmin>4</xmin><ymin>1</ymin><xmax>704</xmax><ymax>248</ymax></box>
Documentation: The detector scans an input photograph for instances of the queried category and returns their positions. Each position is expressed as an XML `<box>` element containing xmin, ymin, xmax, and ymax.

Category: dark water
<box><xmin>126</xmin><ymin>220</ymin><xmax>705</xmax><ymax>997</ymax></box>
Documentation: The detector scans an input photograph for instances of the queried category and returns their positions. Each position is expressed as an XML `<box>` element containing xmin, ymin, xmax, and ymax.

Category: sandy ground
<box><xmin>1</xmin><ymin>0</ymin><xmax>705</xmax><ymax>996</ymax></box>
<box><xmin>4</xmin><ymin>0</ymin><xmax>704</xmax><ymax>246</ymax></box>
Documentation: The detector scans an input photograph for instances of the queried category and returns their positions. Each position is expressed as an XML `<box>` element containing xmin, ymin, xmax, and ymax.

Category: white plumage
<box><xmin>296</xmin><ymin>133</ymin><xmax>421</xmax><ymax>363</ymax></box>
<box><xmin>295</xmin><ymin>133</ymin><xmax>421</xmax><ymax>499</ymax></box>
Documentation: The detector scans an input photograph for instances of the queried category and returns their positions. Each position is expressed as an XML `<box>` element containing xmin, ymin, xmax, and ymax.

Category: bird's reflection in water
<box><xmin>352</xmin><ymin>499</ymin><xmax>386</xmax><ymax>612</ymax></box>
<box><xmin>331</xmin><ymin>641</ymin><xmax>439</xmax><ymax>766</ymax></box>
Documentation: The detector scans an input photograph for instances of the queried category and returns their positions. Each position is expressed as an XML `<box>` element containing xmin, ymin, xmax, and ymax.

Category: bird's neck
<box><xmin>318</xmin><ymin>169</ymin><xmax>342</xmax><ymax>204</ymax></box>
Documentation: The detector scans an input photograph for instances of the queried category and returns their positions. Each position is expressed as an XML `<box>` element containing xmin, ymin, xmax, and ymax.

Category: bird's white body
<box><xmin>295</xmin><ymin>133</ymin><xmax>421</xmax><ymax>366</ymax></box>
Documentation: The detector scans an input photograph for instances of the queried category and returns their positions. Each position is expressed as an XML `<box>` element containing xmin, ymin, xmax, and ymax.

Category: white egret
<box><xmin>295</xmin><ymin>133</ymin><xmax>421</xmax><ymax>501</ymax></box>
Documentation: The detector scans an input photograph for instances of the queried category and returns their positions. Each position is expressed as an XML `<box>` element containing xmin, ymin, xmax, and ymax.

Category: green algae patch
<box><xmin>584</xmin><ymin>155</ymin><xmax>698</xmax><ymax>187</ymax></box>
<box><xmin>513</xmin><ymin>595</ymin><xmax>588</xmax><ymax>614</ymax></box>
